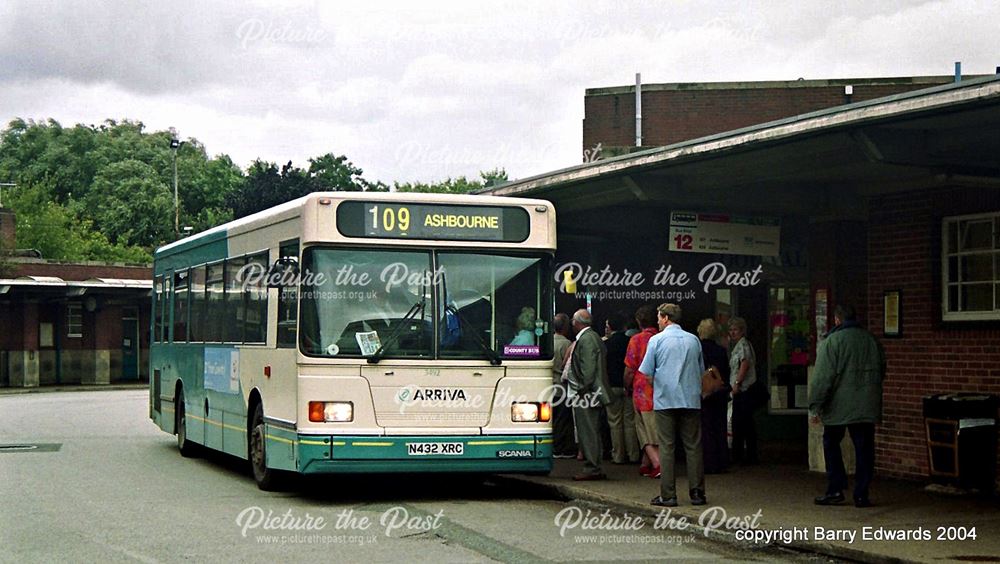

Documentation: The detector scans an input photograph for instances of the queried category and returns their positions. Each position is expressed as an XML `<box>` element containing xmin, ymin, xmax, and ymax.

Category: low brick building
<box><xmin>486</xmin><ymin>75</ymin><xmax>1000</xmax><ymax>486</ymax></box>
<box><xmin>0</xmin><ymin>209</ymin><xmax>152</xmax><ymax>387</ymax></box>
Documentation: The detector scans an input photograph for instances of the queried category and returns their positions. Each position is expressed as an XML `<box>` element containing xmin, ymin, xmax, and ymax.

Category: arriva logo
<box><xmin>394</xmin><ymin>386</ymin><xmax>482</xmax><ymax>414</ymax></box>
<box><xmin>397</xmin><ymin>387</ymin><xmax>468</xmax><ymax>402</ymax></box>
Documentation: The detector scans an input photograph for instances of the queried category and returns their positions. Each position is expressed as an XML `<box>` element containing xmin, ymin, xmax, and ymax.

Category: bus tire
<box><xmin>176</xmin><ymin>390</ymin><xmax>199</xmax><ymax>458</ymax></box>
<box><xmin>250</xmin><ymin>402</ymin><xmax>281</xmax><ymax>491</ymax></box>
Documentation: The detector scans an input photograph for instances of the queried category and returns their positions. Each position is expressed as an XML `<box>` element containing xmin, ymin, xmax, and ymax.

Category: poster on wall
<box><xmin>669</xmin><ymin>211</ymin><xmax>780</xmax><ymax>256</ymax></box>
<box><xmin>884</xmin><ymin>289</ymin><xmax>902</xmax><ymax>337</ymax></box>
<box><xmin>815</xmin><ymin>289</ymin><xmax>829</xmax><ymax>344</ymax></box>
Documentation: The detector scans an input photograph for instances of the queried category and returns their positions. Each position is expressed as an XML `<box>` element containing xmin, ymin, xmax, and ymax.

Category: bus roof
<box><xmin>155</xmin><ymin>191</ymin><xmax>555</xmax><ymax>259</ymax></box>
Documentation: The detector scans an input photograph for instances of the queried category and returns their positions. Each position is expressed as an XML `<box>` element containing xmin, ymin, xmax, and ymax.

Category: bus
<box><xmin>149</xmin><ymin>192</ymin><xmax>557</xmax><ymax>489</ymax></box>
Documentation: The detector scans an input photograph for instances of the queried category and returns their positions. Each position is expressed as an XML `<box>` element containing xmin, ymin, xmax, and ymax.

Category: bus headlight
<box><xmin>309</xmin><ymin>401</ymin><xmax>354</xmax><ymax>422</ymax></box>
<box><xmin>512</xmin><ymin>402</ymin><xmax>550</xmax><ymax>422</ymax></box>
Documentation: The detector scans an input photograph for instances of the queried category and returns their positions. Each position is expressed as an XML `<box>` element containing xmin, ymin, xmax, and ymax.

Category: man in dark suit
<box><xmin>567</xmin><ymin>309</ymin><xmax>611</xmax><ymax>481</ymax></box>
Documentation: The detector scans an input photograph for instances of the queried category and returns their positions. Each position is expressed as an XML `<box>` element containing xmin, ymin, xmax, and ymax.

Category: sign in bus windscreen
<box><xmin>336</xmin><ymin>201</ymin><xmax>530</xmax><ymax>242</ymax></box>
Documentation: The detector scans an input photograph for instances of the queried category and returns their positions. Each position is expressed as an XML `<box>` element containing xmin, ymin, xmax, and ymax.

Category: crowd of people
<box><xmin>556</xmin><ymin>302</ymin><xmax>885</xmax><ymax>509</ymax></box>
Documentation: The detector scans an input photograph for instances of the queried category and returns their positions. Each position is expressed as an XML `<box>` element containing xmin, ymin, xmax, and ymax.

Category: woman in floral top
<box><xmin>624</xmin><ymin>305</ymin><xmax>660</xmax><ymax>478</ymax></box>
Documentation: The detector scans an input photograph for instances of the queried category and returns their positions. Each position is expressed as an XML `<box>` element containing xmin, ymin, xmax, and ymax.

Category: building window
<box><xmin>67</xmin><ymin>303</ymin><xmax>83</xmax><ymax>338</ymax></box>
<box><xmin>942</xmin><ymin>212</ymin><xmax>1000</xmax><ymax>321</ymax></box>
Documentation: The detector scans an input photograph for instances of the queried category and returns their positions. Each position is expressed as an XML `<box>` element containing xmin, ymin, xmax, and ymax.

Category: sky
<box><xmin>1</xmin><ymin>0</ymin><xmax>997</xmax><ymax>185</ymax></box>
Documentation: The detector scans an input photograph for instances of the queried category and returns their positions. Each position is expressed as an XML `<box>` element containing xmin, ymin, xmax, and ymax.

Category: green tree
<box><xmin>0</xmin><ymin>118</ymin><xmax>243</xmax><ymax>255</ymax></box>
<box><xmin>86</xmin><ymin>160</ymin><xmax>173</xmax><ymax>247</ymax></box>
<box><xmin>227</xmin><ymin>154</ymin><xmax>383</xmax><ymax>219</ymax></box>
<box><xmin>394</xmin><ymin>169</ymin><xmax>508</xmax><ymax>194</ymax></box>
<box><xmin>6</xmin><ymin>181</ymin><xmax>150</xmax><ymax>262</ymax></box>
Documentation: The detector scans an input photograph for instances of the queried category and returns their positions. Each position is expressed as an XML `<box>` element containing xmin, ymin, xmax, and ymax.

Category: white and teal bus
<box><xmin>149</xmin><ymin>192</ymin><xmax>557</xmax><ymax>489</ymax></box>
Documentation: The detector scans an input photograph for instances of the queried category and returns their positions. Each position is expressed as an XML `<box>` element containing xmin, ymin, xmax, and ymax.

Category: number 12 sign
<box><xmin>668</xmin><ymin>211</ymin><xmax>780</xmax><ymax>257</ymax></box>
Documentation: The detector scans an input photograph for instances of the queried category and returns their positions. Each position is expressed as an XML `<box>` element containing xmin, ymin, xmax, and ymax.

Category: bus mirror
<box><xmin>267</xmin><ymin>257</ymin><xmax>299</xmax><ymax>288</ymax></box>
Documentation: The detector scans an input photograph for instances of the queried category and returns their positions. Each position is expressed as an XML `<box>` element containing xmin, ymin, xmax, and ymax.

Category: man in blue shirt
<box><xmin>640</xmin><ymin>303</ymin><xmax>706</xmax><ymax>507</ymax></box>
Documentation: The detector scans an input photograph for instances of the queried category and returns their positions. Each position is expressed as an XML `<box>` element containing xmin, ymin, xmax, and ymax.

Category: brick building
<box><xmin>583</xmin><ymin>75</ymin><xmax>964</xmax><ymax>158</ymax></box>
<box><xmin>0</xmin><ymin>208</ymin><xmax>152</xmax><ymax>387</ymax></box>
<box><xmin>485</xmin><ymin>75</ymin><xmax>1000</xmax><ymax>487</ymax></box>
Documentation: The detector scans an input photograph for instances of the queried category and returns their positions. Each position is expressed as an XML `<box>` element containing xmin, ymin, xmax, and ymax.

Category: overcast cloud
<box><xmin>1</xmin><ymin>0</ymin><xmax>997</xmax><ymax>183</ymax></box>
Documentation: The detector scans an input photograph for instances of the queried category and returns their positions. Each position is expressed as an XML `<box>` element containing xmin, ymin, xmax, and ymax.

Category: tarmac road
<box><xmin>0</xmin><ymin>389</ymin><xmax>816</xmax><ymax>563</ymax></box>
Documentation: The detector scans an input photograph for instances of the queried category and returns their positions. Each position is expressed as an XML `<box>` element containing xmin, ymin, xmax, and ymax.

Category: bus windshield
<box><xmin>299</xmin><ymin>247</ymin><xmax>552</xmax><ymax>360</ymax></box>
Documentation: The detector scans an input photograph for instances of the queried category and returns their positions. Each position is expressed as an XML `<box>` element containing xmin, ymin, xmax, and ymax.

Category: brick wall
<box><xmin>868</xmin><ymin>187</ymin><xmax>1000</xmax><ymax>483</ymax></box>
<box><xmin>11</xmin><ymin>261</ymin><xmax>151</xmax><ymax>281</ymax></box>
<box><xmin>583</xmin><ymin>77</ymin><xmax>958</xmax><ymax>155</ymax></box>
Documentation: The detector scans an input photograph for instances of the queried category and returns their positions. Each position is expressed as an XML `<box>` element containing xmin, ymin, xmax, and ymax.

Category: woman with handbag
<box><xmin>698</xmin><ymin>319</ymin><xmax>731</xmax><ymax>473</ymax></box>
<box><xmin>728</xmin><ymin>317</ymin><xmax>759</xmax><ymax>465</ymax></box>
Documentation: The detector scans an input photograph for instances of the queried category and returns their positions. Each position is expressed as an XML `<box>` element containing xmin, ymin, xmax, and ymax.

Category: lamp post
<box><xmin>170</xmin><ymin>138</ymin><xmax>181</xmax><ymax>236</ymax></box>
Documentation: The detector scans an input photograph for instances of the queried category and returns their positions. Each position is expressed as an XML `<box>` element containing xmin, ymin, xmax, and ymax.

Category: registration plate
<box><xmin>406</xmin><ymin>442</ymin><xmax>464</xmax><ymax>456</ymax></box>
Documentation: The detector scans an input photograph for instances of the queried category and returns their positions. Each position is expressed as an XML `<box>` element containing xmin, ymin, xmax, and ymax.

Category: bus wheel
<box><xmin>176</xmin><ymin>390</ymin><xmax>198</xmax><ymax>458</ymax></box>
<box><xmin>250</xmin><ymin>402</ymin><xmax>280</xmax><ymax>490</ymax></box>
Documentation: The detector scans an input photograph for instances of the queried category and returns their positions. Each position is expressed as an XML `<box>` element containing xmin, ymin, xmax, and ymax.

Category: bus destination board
<box><xmin>337</xmin><ymin>201</ymin><xmax>530</xmax><ymax>242</ymax></box>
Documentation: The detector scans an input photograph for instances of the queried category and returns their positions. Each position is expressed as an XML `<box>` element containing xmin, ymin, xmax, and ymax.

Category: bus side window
<box><xmin>189</xmin><ymin>265</ymin><xmax>207</xmax><ymax>342</ymax></box>
<box><xmin>277</xmin><ymin>240</ymin><xmax>300</xmax><ymax>348</ymax></box>
<box><xmin>225</xmin><ymin>256</ymin><xmax>246</xmax><ymax>343</ymax></box>
<box><xmin>205</xmin><ymin>262</ymin><xmax>224</xmax><ymax>342</ymax></box>
<box><xmin>245</xmin><ymin>251</ymin><xmax>269</xmax><ymax>344</ymax></box>
<box><xmin>173</xmin><ymin>269</ymin><xmax>189</xmax><ymax>342</ymax></box>
<box><xmin>153</xmin><ymin>275</ymin><xmax>163</xmax><ymax>343</ymax></box>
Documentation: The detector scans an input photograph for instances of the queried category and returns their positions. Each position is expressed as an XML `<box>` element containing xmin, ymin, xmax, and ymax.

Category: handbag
<box><xmin>701</xmin><ymin>366</ymin><xmax>724</xmax><ymax>399</ymax></box>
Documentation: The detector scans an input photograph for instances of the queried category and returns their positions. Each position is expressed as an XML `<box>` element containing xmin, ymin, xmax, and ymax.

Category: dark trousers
<box><xmin>552</xmin><ymin>382</ymin><xmax>577</xmax><ymax>455</ymax></box>
<box><xmin>731</xmin><ymin>393</ymin><xmax>758</xmax><ymax>463</ymax></box>
<box><xmin>701</xmin><ymin>393</ymin><xmax>729</xmax><ymax>473</ymax></box>
<box><xmin>573</xmin><ymin>405</ymin><xmax>604</xmax><ymax>476</ymax></box>
<box><xmin>823</xmin><ymin>422</ymin><xmax>876</xmax><ymax>501</ymax></box>
<box><xmin>655</xmin><ymin>409</ymin><xmax>704</xmax><ymax>500</ymax></box>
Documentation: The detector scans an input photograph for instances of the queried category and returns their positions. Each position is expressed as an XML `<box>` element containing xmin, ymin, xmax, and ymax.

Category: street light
<box><xmin>170</xmin><ymin>138</ymin><xmax>182</xmax><ymax>236</ymax></box>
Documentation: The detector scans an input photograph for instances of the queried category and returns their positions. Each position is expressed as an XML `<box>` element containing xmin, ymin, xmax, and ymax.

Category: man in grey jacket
<box><xmin>809</xmin><ymin>305</ymin><xmax>885</xmax><ymax>508</ymax></box>
<box><xmin>567</xmin><ymin>309</ymin><xmax>611</xmax><ymax>481</ymax></box>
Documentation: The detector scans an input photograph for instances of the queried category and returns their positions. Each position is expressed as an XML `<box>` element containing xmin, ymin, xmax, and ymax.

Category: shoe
<box><xmin>572</xmin><ymin>473</ymin><xmax>607</xmax><ymax>481</ymax></box>
<box><xmin>690</xmin><ymin>489</ymin><xmax>707</xmax><ymax>506</ymax></box>
<box><xmin>650</xmin><ymin>496</ymin><xmax>678</xmax><ymax>507</ymax></box>
<box><xmin>638</xmin><ymin>465</ymin><xmax>652</xmax><ymax>476</ymax></box>
<box><xmin>854</xmin><ymin>498</ymin><xmax>873</xmax><ymax>508</ymax></box>
<box><xmin>649</xmin><ymin>469</ymin><xmax>662</xmax><ymax>479</ymax></box>
<box><xmin>814</xmin><ymin>492</ymin><xmax>845</xmax><ymax>505</ymax></box>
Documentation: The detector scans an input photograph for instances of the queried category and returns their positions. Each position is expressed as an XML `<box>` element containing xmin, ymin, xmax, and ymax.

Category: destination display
<box><xmin>669</xmin><ymin>211</ymin><xmax>781</xmax><ymax>257</ymax></box>
<box><xmin>336</xmin><ymin>201</ymin><xmax>530</xmax><ymax>242</ymax></box>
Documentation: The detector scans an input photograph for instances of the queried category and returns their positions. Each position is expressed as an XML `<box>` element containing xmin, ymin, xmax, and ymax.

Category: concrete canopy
<box><xmin>483</xmin><ymin>75</ymin><xmax>1000</xmax><ymax>232</ymax></box>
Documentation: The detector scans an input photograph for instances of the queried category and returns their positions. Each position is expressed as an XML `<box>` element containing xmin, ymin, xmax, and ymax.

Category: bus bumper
<box><xmin>294</xmin><ymin>434</ymin><xmax>553</xmax><ymax>474</ymax></box>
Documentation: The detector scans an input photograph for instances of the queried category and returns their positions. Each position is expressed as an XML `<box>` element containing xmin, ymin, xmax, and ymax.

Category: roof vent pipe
<box><xmin>635</xmin><ymin>72</ymin><xmax>642</xmax><ymax>148</ymax></box>
<box><xmin>955</xmin><ymin>61</ymin><xmax>961</xmax><ymax>82</ymax></box>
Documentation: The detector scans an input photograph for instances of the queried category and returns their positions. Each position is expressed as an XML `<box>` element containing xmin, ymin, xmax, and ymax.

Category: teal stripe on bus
<box><xmin>153</xmin><ymin>229</ymin><xmax>230</xmax><ymax>274</ymax></box>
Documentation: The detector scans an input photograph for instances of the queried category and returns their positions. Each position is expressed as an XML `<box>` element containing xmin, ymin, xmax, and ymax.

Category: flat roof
<box><xmin>584</xmin><ymin>74</ymin><xmax>975</xmax><ymax>96</ymax></box>
<box><xmin>484</xmin><ymin>75</ymin><xmax>1000</xmax><ymax>201</ymax></box>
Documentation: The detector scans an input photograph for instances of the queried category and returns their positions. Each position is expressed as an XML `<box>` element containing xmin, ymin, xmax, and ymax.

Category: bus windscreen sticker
<box><xmin>503</xmin><ymin>345</ymin><xmax>540</xmax><ymax>358</ymax></box>
<box><xmin>355</xmin><ymin>331</ymin><xmax>381</xmax><ymax>356</ymax></box>
<box><xmin>204</xmin><ymin>348</ymin><xmax>239</xmax><ymax>394</ymax></box>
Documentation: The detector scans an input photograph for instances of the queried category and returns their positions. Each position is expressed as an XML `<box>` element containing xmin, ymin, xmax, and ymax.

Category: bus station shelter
<box><xmin>482</xmin><ymin>75</ymin><xmax>1000</xmax><ymax>485</ymax></box>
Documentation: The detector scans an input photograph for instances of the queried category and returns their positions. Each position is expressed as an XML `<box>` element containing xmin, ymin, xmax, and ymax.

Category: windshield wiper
<box><xmin>366</xmin><ymin>300</ymin><xmax>426</xmax><ymax>364</ymax></box>
<box><xmin>446</xmin><ymin>304</ymin><xmax>502</xmax><ymax>366</ymax></box>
